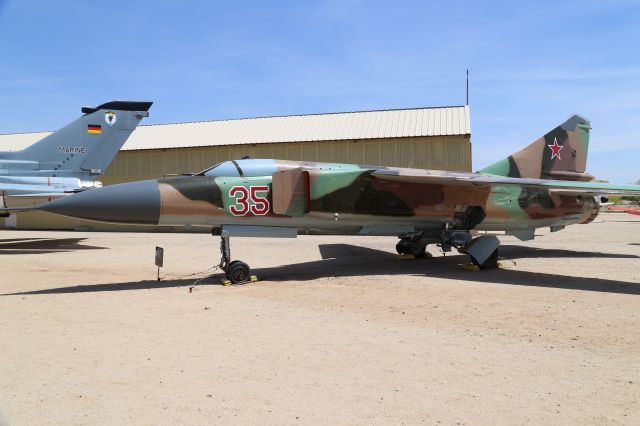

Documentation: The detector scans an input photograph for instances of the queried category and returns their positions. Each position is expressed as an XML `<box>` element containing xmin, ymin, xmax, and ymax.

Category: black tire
<box><xmin>224</xmin><ymin>260</ymin><xmax>238</xmax><ymax>279</ymax></box>
<box><xmin>396</xmin><ymin>241</ymin><xmax>409</xmax><ymax>254</ymax></box>
<box><xmin>414</xmin><ymin>250</ymin><xmax>427</xmax><ymax>259</ymax></box>
<box><xmin>227</xmin><ymin>261</ymin><xmax>251</xmax><ymax>283</ymax></box>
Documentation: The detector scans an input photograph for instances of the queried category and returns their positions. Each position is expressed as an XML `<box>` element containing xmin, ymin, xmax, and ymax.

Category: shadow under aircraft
<box><xmin>0</xmin><ymin>237</ymin><xmax>106</xmax><ymax>255</ymax></box>
<box><xmin>4</xmin><ymin>243</ymin><xmax>639</xmax><ymax>297</ymax></box>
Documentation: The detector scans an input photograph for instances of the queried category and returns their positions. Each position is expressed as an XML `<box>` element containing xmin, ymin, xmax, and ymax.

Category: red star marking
<box><xmin>548</xmin><ymin>138</ymin><xmax>564</xmax><ymax>160</ymax></box>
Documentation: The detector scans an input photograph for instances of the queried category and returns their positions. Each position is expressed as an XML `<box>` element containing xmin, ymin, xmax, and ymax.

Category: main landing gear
<box><xmin>458</xmin><ymin>235</ymin><xmax>500</xmax><ymax>269</ymax></box>
<box><xmin>396</xmin><ymin>231</ymin><xmax>432</xmax><ymax>258</ymax></box>
<box><xmin>441</xmin><ymin>206</ymin><xmax>500</xmax><ymax>269</ymax></box>
<box><xmin>439</xmin><ymin>227</ymin><xmax>500</xmax><ymax>269</ymax></box>
<box><xmin>216</xmin><ymin>231</ymin><xmax>255</xmax><ymax>284</ymax></box>
<box><xmin>396</xmin><ymin>228</ymin><xmax>500</xmax><ymax>268</ymax></box>
<box><xmin>396</xmin><ymin>206</ymin><xmax>500</xmax><ymax>269</ymax></box>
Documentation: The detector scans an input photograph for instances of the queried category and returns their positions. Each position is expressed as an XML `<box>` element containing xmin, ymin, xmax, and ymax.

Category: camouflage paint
<box><xmin>41</xmin><ymin>115</ymin><xmax>640</xmax><ymax>238</ymax></box>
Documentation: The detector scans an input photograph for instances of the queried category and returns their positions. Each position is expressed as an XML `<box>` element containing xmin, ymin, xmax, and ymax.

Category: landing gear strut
<box><xmin>438</xmin><ymin>228</ymin><xmax>500</xmax><ymax>269</ymax></box>
<box><xmin>437</xmin><ymin>206</ymin><xmax>501</xmax><ymax>269</ymax></box>
<box><xmin>216</xmin><ymin>230</ymin><xmax>252</xmax><ymax>284</ymax></box>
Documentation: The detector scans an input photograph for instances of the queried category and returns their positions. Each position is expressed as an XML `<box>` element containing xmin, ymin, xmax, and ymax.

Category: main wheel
<box><xmin>226</xmin><ymin>261</ymin><xmax>251</xmax><ymax>284</ymax></box>
<box><xmin>396</xmin><ymin>241</ymin><xmax>409</xmax><ymax>254</ymax></box>
<box><xmin>413</xmin><ymin>249</ymin><xmax>428</xmax><ymax>259</ymax></box>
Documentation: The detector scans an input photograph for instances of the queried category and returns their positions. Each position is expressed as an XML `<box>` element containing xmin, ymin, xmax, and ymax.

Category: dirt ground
<box><xmin>0</xmin><ymin>214</ymin><xmax>639</xmax><ymax>425</ymax></box>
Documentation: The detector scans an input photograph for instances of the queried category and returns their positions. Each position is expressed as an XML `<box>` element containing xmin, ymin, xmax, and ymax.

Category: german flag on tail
<box><xmin>87</xmin><ymin>124</ymin><xmax>102</xmax><ymax>134</ymax></box>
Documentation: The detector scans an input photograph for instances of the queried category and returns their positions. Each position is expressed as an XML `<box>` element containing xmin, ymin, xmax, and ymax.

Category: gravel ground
<box><xmin>0</xmin><ymin>214</ymin><xmax>639</xmax><ymax>425</ymax></box>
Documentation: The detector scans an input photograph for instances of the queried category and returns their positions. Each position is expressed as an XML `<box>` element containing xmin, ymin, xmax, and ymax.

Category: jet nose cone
<box><xmin>41</xmin><ymin>180</ymin><xmax>161</xmax><ymax>225</ymax></box>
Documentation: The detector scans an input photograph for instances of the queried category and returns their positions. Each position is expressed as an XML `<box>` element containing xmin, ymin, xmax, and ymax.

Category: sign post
<box><xmin>155</xmin><ymin>246</ymin><xmax>164</xmax><ymax>282</ymax></box>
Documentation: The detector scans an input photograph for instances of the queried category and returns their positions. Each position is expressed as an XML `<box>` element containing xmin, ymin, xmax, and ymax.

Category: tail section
<box><xmin>9</xmin><ymin>101</ymin><xmax>152</xmax><ymax>174</ymax></box>
<box><xmin>481</xmin><ymin>115</ymin><xmax>593</xmax><ymax>181</ymax></box>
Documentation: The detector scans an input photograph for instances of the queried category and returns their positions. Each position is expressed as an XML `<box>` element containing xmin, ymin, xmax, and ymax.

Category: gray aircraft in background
<box><xmin>0</xmin><ymin>100</ymin><xmax>152</xmax><ymax>216</ymax></box>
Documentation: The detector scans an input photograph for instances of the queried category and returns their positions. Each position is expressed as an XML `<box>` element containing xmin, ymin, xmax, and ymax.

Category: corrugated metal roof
<box><xmin>0</xmin><ymin>106</ymin><xmax>470</xmax><ymax>152</ymax></box>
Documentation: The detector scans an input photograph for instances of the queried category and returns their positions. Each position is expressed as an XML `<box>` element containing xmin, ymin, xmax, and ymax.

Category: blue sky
<box><xmin>0</xmin><ymin>0</ymin><xmax>638</xmax><ymax>182</ymax></box>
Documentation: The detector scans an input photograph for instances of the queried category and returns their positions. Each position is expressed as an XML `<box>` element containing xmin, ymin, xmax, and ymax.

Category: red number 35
<box><xmin>229</xmin><ymin>185</ymin><xmax>270</xmax><ymax>216</ymax></box>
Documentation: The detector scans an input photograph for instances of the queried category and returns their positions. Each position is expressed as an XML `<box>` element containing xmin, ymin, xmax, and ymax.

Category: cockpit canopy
<box><xmin>198</xmin><ymin>158</ymin><xmax>364</xmax><ymax>178</ymax></box>
<box><xmin>198</xmin><ymin>159</ymin><xmax>283</xmax><ymax>177</ymax></box>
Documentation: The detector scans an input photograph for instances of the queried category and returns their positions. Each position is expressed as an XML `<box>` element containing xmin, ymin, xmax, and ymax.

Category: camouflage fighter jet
<box><xmin>40</xmin><ymin>115</ymin><xmax>640</xmax><ymax>283</ymax></box>
<box><xmin>1</xmin><ymin>101</ymin><xmax>152</xmax><ymax>216</ymax></box>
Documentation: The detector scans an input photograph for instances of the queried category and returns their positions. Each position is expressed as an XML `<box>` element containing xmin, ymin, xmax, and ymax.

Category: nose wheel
<box><xmin>217</xmin><ymin>232</ymin><xmax>256</xmax><ymax>284</ymax></box>
<box><xmin>226</xmin><ymin>260</ymin><xmax>251</xmax><ymax>283</ymax></box>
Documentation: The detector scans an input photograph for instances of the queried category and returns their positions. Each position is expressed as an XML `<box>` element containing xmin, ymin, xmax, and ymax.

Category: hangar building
<box><xmin>0</xmin><ymin>105</ymin><xmax>471</xmax><ymax>231</ymax></box>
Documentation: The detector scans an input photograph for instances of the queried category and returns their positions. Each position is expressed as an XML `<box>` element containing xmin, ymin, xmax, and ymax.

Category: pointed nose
<box><xmin>41</xmin><ymin>180</ymin><xmax>161</xmax><ymax>225</ymax></box>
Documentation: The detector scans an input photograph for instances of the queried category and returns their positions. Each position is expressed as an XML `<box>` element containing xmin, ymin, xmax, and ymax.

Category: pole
<box><xmin>466</xmin><ymin>69</ymin><xmax>469</xmax><ymax>105</ymax></box>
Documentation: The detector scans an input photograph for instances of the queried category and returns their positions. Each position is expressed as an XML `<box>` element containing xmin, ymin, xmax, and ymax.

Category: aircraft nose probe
<box><xmin>40</xmin><ymin>180</ymin><xmax>162</xmax><ymax>225</ymax></box>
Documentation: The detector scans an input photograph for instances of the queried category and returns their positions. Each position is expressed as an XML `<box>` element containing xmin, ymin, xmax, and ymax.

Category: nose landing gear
<box><xmin>216</xmin><ymin>230</ymin><xmax>256</xmax><ymax>285</ymax></box>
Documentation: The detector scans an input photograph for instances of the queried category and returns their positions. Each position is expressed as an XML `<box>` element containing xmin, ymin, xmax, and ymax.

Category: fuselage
<box><xmin>40</xmin><ymin>159</ymin><xmax>597</xmax><ymax>237</ymax></box>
